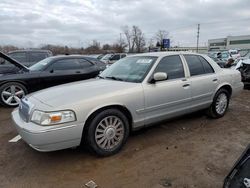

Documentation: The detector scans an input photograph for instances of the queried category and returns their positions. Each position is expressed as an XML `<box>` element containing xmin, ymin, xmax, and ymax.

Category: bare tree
<box><xmin>0</xmin><ymin>45</ymin><xmax>20</xmax><ymax>53</ymax></box>
<box><xmin>102</xmin><ymin>44</ymin><xmax>112</xmax><ymax>51</ymax></box>
<box><xmin>155</xmin><ymin>30</ymin><xmax>169</xmax><ymax>45</ymax></box>
<box><xmin>148</xmin><ymin>38</ymin><xmax>155</xmax><ymax>48</ymax></box>
<box><xmin>85</xmin><ymin>40</ymin><xmax>101</xmax><ymax>54</ymax></box>
<box><xmin>122</xmin><ymin>25</ymin><xmax>133</xmax><ymax>52</ymax></box>
<box><xmin>132</xmin><ymin>25</ymin><xmax>146</xmax><ymax>53</ymax></box>
<box><xmin>115</xmin><ymin>36</ymin><xmax>127</xmax><ymax>53</ymax></box>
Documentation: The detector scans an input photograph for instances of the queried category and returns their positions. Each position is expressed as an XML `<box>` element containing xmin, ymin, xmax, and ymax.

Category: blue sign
<box><xmin>163</xmin><ymin>39</ymin><xmax>170</xmax><ymax>48</ymax></box>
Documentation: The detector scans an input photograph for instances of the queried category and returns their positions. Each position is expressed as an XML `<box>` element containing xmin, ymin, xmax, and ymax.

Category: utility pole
<box><xmin>196</xmin><ymin>23</ymin><xmax>200</xmax><ymax>53</ymax></box>
<box><xmin>119</xmin><ymin>33</ymin><xmax>122</xmax><ymax>43</ymax></box>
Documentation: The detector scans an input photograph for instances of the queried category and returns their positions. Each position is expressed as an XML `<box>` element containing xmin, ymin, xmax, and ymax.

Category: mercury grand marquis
<box><xmin>12</xmin><ymin>52</ymin><xmax>243</xmax><ymax>156</ymax></box>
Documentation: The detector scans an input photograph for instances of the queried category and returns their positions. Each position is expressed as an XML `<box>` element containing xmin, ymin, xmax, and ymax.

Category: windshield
<box><xmin>29</xmin><ymin>57</ymin><xmax>52</xmax><ymax>71</ymax></box>
<box><xmin>100</xmin><ymin>56</ymin><xmax>157</xmax><ymax>83</ymax></box>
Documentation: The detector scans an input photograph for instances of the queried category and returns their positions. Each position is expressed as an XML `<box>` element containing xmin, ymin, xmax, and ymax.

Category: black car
<box><xmin>0</xmin><ymin>52</ymin><xmax>106</xmax><ymax>107</ymax></box>
<box><xmin>0</xmin><ymin>50</ymin><xmax>52</xmax><ymax>74</ymax></box>
<box><xmin>224</xmin><ymin>144</ymin><xmax>250</xmax><ymax>188</ymax></box>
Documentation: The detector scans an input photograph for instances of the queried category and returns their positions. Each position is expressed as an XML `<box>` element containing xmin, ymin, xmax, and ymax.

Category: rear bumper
<box><xmin>11</xmin><ymin>109</ymin><xmax>83</xmax><ymax>152</ymax></box>
<box><xmin>232</xmin><ymin>82</ymin><xmax>244</xmax><ymax>97</ymax></box>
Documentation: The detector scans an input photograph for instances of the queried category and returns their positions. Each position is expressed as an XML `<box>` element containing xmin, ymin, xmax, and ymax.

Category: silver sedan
<box><xmin>12</xmin><ymin>52</ymin><xmax>243</xmax><ymax>156</ymax></box>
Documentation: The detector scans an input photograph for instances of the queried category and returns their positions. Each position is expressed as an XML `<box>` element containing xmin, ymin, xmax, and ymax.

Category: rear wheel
<box><xmin>0</xmin><ymin>82</ymin><xmax>27</xmax><ymax>107</ymax></box>
<box><xmin>86</xmin><ymin>109</ymin><xmax>129</xmax><ymax>156</ymax></box>
<box><xmin>207</xmin><ymin>88</ymin><xmax>230</xmax><ymax>118</ymax></box>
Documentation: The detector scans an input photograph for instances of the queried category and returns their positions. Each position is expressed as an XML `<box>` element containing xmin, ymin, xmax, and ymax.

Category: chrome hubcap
<box><xmin>215</xmin><ymin>93</ymin><xmax>228</xmax><ymax>115</ymax></box>
<box><xmin>1</xmin><ymin>85</ymin><xmax>25</xmax><ymax>106</ymax></box>
<box><xmin>95</xmin><ymin>116</ymin><xmax>124</xmax><ymax>150</ymax></box>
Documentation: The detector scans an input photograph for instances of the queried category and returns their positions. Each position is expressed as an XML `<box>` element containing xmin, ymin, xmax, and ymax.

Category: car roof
<box><xmin>49</xmin><ymin>55</ymin><xmax>91</xmax><ymax>60</ymax></box>
<box><xmin>8</xmin><ymin>49</ymin><xmax>52</xmax><ymax>53</ymax></box>
<box><xmin>130</xmin><ymin>51</ymin><xmax>205</xmax><ymax>58</ymax></box>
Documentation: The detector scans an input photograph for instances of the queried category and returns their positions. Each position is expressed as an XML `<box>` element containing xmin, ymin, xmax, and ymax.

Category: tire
<box><xmin>206</xmin><ymin>88</ymin><xmax>230</xmax><ymax>119</ymax></box>
<box><xmin>0</xmin><ymin>82</ymin><xmax>27</xmax><ymax>107</ymax></box>
<box><xmin>86</xmin><ymin>109</ymin><xmax>130</xmax><ymax>156</ymax></box>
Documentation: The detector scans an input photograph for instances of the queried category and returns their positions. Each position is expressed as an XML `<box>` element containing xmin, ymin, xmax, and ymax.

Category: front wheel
<box><xmin>0</xmin><ymin>82</ymin><xmax>27</xmax><ymax>107</ymax></box>
<box><xmin>86</xmin><ymin>109</ymin><xmax>130</xmax><ymax>156</ymax></box>
<box><xmin>207</xmin><ymin>89</ymin><xmax>230</xmax><ymax>118</ymax></box>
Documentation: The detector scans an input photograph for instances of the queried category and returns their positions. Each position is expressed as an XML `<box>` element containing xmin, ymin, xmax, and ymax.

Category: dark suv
<box><xmin>0</xmin><ymin>50</ymin><xmax>52</xmax><ymax>74</ymax></box>
<box><xmin>8</xmin><ymin>50</ymin><xmax>52</xmax><ymax>67</ymax></box>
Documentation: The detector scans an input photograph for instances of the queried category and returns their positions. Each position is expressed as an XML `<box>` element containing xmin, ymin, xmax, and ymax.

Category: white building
<box><xmin>208</xmin><ymin>35</ymin><xmax>250</xmax><ymax>51</ymax></box>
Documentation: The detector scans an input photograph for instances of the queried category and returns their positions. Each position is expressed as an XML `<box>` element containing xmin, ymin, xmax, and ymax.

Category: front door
<box><xmin>142</xmin><ymin>55</ymin><xmax>192</xmax><ymax>125</ymax></box>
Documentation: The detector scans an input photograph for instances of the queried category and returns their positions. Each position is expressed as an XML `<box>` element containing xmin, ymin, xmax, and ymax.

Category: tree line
<box><xmin>0</xmin><ymin>26</ymin><xmax>171</xmax><ymax>55</ymax></box>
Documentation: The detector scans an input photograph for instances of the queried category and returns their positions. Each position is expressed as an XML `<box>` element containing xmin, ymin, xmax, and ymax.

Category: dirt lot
<box><xmin>0</xmin><ymin>90</ymin><xmax>249</xmax><ymax>188</ymax></box>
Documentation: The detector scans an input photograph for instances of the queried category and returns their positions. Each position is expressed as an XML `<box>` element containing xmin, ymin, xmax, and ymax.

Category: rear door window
<box><xmin>48</xmin><ymin>59</ymin><xmax>81</xmax><ymax>71</ymax></box>
<box><xmin>184</xmin><ymin>55</ymin><xmax>214</xmax><ymax>76</ymax></box>
<box><xmin>78</xmin><ymin>59</ymin><xmax>93</xmax><ymax>68</ymax></box>
<box><xmin>184</xmin><ymin>55</ymin><xmax>205</xmax><ymax>76</ymax></box>
<box><xmin>198</xmin><ymin>56</ymin><xmax>214</xmax><ymax>74</ymax></box>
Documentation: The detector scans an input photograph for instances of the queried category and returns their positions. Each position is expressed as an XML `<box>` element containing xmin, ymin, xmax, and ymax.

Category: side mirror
<box><xmin>151</xmin><ymin>72</ymin><xmax>168</xmax><ymax>83</ymax></box>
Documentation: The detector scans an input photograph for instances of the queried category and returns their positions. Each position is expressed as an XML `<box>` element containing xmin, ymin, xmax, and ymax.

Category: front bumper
<box><xmin>11</xmin><ymin>109</ymin><xmax>84</xmax><ymax>152</ymax></box>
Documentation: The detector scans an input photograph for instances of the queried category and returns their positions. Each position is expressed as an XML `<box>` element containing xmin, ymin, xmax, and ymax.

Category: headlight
<box><xmin>31</xmin><ymin>110</ymin><xmax>76</xmax><ymax>126</ymax></box>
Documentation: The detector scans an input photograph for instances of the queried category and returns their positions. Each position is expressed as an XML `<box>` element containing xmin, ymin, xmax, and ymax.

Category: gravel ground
<box><xmin>0</xmin><ymin>90</ymin><xmax>249</xmax><ymax>188</ymax></box>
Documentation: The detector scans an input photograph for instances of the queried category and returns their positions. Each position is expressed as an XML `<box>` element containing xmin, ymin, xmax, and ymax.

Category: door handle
<box><xmin>75</xmin><ymin>71</ymin><xmax>81</xmax><ymax>73</ymax></box>
<box><xmin>183</xmin><ymin>83</ymin><xmax>190</xmax><ymax>87</ymax></box>
<box><xmin>213</xmin><ymin>78</ymin><xmax>218</xmax><ymax>82</ymax></box>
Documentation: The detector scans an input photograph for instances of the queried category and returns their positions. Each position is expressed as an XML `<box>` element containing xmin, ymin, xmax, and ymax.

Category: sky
<box><xmin>0</xmin><ymin>0</ymin><xmax>250</xmax><ymax>48</ymax></box>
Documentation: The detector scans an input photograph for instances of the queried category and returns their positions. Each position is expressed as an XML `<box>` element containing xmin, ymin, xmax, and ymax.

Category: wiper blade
<box><xmin>105</xmin><ymin>76</ymin><xmax>124</xmax><ymax>81</ymax></box>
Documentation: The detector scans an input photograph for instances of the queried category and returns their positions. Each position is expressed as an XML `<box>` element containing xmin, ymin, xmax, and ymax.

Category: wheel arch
<box><xmin>81</xmin><ymin>104</ymin><xmax>133</xmax><ymax>144</ymax></box>
<box><xmin>0</xmin><ymin>80</ymin><xmax>29</xmax><ymax>91</ymax></box>
<box><xmin>214</xmin><ymin>83</ymin><xmax>232</xmax><ymax>98</ymax></box>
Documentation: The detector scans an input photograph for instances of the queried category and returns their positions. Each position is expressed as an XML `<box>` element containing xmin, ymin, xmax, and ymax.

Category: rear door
<box><xmin>183</xmin><ymin>54</ymin><xmax>218</xmax><ymax>107</ymax></box>
<box><xmin>142</xmin><ymin>55</ymin><xmax>192</xmax><ymax>124</ymax></box>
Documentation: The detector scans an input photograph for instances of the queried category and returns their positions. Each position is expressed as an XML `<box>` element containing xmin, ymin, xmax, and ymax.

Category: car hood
<box><xmin>0</xmin><ymin>51</ymin><xmax>29</xmax><ymax>71</ymax></box>
<box><xmin>29</xmin><ymin>78</ymin><xmax>140</xmax><ymax>108</ymax></box>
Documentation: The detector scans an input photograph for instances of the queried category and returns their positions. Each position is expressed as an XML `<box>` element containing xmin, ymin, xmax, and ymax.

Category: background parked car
<box><xmin>8</xmin><ymin>49</ymin><xmax>52</xmax><ymax>67</ymax></box>
<box><xmin>100</xmin><ymin>53</ymin><xmax>127</xmax><ymax>64</ymax></box>
<box><xmin>229</xmin><ymin>49</ymin><xmax>241</xmax><ymax>59</ymax></box>
<box><xmin>0</xmin><ymin>52</ymin><xmax>106</xmax><ymax>107</ymax></box>
<box><xmin>233</xmin><ymin>59</ymin><xmax>250</xmax><ymax>88</ymax></box>
<box><xmin>0</xmin><ymin>50</ymin><xmax>52</xmax><ymax>75</ymax></box>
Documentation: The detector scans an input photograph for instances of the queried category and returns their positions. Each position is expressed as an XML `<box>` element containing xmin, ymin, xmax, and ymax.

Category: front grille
<box><xmin>19</xmin><ymin>99</ymin><xmax>32</xmax><ymax>122</ymax></box>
